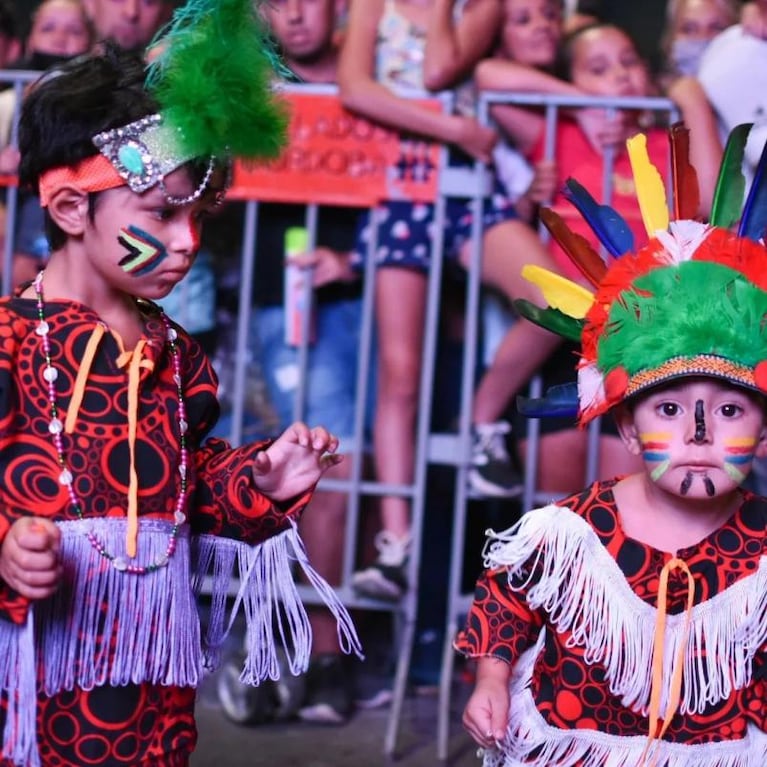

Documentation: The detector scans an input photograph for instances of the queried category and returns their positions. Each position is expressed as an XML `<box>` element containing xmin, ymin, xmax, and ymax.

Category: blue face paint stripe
<box><xmin>643</xmin><ymin>451</ymin><xmax>670</xmax><ymax>462</ymax></box>
<box><xmin>724</xmin><ymin>454</ymin><xmax>753</xmax><ymax>465</ymax></box>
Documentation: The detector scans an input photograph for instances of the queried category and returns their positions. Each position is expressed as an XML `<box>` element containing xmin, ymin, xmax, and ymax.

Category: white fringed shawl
<box><xmin>477</xmin><ymin>503</ymin><xmax>767</xmax><ymax>767</ymax></box>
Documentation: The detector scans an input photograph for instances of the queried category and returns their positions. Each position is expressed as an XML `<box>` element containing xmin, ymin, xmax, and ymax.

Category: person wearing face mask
<box><xmin>660</xmin><ymin>0</ymin><xmax>738</xmax><ymax>87</ymax></box>
<box><xmin>0</xmin><ymin>0</ymin><xmax>93</xmax><ymax>289</ymax></box>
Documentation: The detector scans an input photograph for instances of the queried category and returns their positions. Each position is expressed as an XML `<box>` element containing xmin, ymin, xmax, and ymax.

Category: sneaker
<box><xmin>297</xmin><ymin>654</ymin><xmax>354</xmax><ymax>725</ymax></box>
<box><xmin>350</xmin><ymin>531</ymin><xmax>409</xmax><ymax>601</ymax></box>
<box><xmin>468</xmin><ymin>421</ymin><xmax>524</xmax><ymax>496</ymax></box>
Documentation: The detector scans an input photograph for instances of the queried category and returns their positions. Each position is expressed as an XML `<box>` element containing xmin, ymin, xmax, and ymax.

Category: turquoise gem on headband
<box><xmin>118</xmin><ymin>144</ymin><xmax>145</xmax><ymax>176</ymax></box>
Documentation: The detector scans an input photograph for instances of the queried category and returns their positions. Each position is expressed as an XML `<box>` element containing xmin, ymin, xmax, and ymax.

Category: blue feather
<box><xmin>516</xmin><ymin>383</ymin><xmax>579</xmax><ymax>419</ymax></box>
<box><xmin>562</xmin><ymin>178</ymin><xmax>635</xmax><ymax>257</ymax></box>
<box><xmin>738</xmin><ymin>134</ymin><xmax>767</xmax><ymax>242</ymax></box>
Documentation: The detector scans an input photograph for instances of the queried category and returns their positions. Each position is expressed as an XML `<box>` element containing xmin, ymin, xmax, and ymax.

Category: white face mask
<box><xmin>669</xmin><ymin>37</ymin><xmax>711</xmax><ymax>76</ymax></box>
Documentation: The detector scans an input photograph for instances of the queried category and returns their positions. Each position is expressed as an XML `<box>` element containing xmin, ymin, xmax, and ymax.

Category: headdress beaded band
<box><xmin>34</xmin><ymin>271</ymin><xmax>188</xmax><ymax>575</ymax></box>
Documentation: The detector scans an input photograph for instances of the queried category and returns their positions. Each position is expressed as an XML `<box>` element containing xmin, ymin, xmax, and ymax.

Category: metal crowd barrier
<box><xmin>0</xmin><ymin>70</ymin><xmax>681</xmax><ymax>761</ymax></box>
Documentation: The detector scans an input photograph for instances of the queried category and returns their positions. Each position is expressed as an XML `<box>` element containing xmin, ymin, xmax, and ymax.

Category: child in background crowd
<box><xmin>658</xmin><ymin>0</ymin><xmax>738</xmax><ymax>87</ymax></box>
<box><xmin>0</xmin><ymin>2</ymin><xmax>359</xmax><ymax>763</ymax></box>
<box><xmin>339</xmin><ymin>0</ymin><xmax>566</xmax><ymax>599</ymax></box>
<box><xmin>458</xmin><ymin>125</ymin><xmax>767</xmax><ymax>766</ymax></box>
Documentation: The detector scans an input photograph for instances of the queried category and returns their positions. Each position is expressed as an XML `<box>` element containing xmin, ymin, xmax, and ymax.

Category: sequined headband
<box><xmin>38</xmin><ymin>113</ymin><xmax>217</xmax><ymax>207</ymax></box>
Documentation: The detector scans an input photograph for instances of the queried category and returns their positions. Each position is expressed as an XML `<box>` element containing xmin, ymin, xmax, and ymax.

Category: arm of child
<box><xmin>0</xmin><ymin>517</ymin><xmax>62</xmax><ymax>601</ymax></box>
<box><xmin>474</xmin><ymin>58</ymin><xmax>583</xmax><ymax>155</ymax></box>
<box><xmin>338</xmin><ymin>0</ymin><xmax>497</xmax><ymax>161</ymax></box>
<box><xmin>462</xmin><ymin>656</ymin><xmax>512</xmax><ymax>748</ymax></box>
<box><xmin>423</xmin><ymin>0</ymin><xmax>502</xmax><ymax>91</ymax></box>
<box><xmin>666</xmin><ymin>76</ymin><xmax>723</xmax><ymax>217</ymax></box>
<box><xmin>251</xmin><ymin>422</ymin><xmax>342</xmax><ymax>501</ymax></box>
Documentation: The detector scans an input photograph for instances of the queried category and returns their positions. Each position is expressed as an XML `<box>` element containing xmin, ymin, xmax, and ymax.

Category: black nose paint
<box><xmin>694</xmin><ymin>399</ymin><xmax>706</xmax><ymax>443</ymax></box>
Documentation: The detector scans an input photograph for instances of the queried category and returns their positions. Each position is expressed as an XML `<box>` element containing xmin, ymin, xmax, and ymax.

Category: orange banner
<box><xmin>228</xmin><ymin>91</ymin><xmax>442</xmax><ymax>206</ymax></box>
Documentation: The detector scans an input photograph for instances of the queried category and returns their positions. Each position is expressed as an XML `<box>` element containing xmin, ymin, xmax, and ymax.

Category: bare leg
<box><xmin>372</xmin><ymin>267</ymin><xmax>428</xmax><ymax>537</ymax></box>
<box><xmin>460</xmin><ymin>219</ymin><xmax>564</xmax><ymax>424</ymax></box>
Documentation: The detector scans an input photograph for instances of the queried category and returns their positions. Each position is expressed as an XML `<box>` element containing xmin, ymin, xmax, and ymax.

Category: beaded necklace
<box><xmin>33</xmin><ymin>271</ymin><xmax>188</xmax><ymax>575</ymax></box>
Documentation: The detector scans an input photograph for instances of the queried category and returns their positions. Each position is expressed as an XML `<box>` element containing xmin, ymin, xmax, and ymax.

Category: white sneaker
<box><xmin>351</xmin><ymin>531</ymin><xmax>410</xmax><ymax>601</ymax></box>
<box><xmin>468</xmin><ymin>421</ymin><xmax>523</xmax><ymax>496</ymax></box>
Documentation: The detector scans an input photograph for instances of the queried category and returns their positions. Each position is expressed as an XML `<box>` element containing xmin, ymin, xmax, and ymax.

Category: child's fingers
<box><xmin>252</xmin><ymin>450</ymin><xmax>272</xmax><ymax>476</ymax></box>
<box><xmin>18</xmin><ymin>518</ymin><xmax>61</xmax><ymax>551</ymax></box>
<box><xmin>287</xmin><ymin>421</ymin><xmax>311</xmax><ymax>447</ymax></box>
<box><xmin>321</xmin><ymin>452</ymin><xmax>344</xmax><ymax>470</ymax></box>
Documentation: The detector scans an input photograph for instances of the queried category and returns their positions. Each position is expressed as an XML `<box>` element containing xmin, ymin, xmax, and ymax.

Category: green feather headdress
<box><xmin>145</xmin><ymin>0</ymin><xmax>288</xmax><ymax>161</ymax></box>
<box><xmin>92</xmin><ymin>0</ymin><xmax>288</xmax><ymax>202</ymax></box>
<box><xmin>515</xmin><ymin>122</ymin><xmax>767</xmax><ymax>424</ymax></box>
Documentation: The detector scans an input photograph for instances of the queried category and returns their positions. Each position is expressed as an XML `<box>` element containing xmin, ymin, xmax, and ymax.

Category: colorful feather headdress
<box><xmin>39</xmin><ymin>0</ymin><xmax>288</xmax><ymax>206</ymax></box>
<box><xmin>517</xmin><ymin>123</ymin><xmax>767</xmax><ymax>424</ymax></box>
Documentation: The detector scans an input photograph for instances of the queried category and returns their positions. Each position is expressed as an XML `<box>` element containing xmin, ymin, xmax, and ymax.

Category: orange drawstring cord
<box><xmin>639</xmin><ymin>556</ymin><xmax>695</xmax><ymax>767</ymax></box>
<box><xmin>65</xmin><ymin>324</ymin><xmax>106</xmax><ymax>435</ymax></box>
<box><xmin>65</xmin><ymin>323</ymin><xmax>154</xmax><ymax>559</ymax></box>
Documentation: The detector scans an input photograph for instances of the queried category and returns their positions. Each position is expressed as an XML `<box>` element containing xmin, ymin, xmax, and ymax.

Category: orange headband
<box><xmin>38</xmin><ymin>154</ymin><xmax>126</xmax><ymax>207</ymax></box>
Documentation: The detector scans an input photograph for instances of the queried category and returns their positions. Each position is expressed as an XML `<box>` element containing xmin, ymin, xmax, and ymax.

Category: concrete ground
<box><xmin>192</xmin><ymin>686</ymin><xmax>479</xmax><ymax>767</ymax></box>
<box><xmin>191</xmin><ymin>658</ymin><xmax>479</xmax><ymax>767</ymax></box>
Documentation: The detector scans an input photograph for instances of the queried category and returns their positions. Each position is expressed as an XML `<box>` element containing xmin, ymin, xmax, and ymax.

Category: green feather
<box><xmin>514</xmin><ymin>299</ymin><xmax>584</xmax><ymax>343</ymax></box>
<box><xmin>145</xmin><ymin>0</ymin><xmax>288</xmax><ymax>161</ymax></box>
<box><xmin>598</xmin><ymin>261</ymin><xmax>767</xmax><ymax>379</ymax></box>
<box><xmin>709</xmin><ymin>123</ymin><xmax>752</xmax><ymax>229</ymax></box>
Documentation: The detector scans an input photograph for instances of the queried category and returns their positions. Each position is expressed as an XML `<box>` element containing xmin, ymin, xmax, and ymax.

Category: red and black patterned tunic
<box><xmin>0</xmin><ymin>296</ymin><xmax>311</xmax><ymax>767</ymax></box>
<box><xmin>455</xmin><ymin>480</ymin><xmax>767</xmax><ymax>766</ymax></box>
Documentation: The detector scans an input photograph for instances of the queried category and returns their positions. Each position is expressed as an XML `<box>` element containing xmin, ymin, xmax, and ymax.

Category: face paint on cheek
<box><xmin>639</xmin><ymin>431</ymin><xmax>671</xmax><ymax>481</ymax></box>
<box><xmin>189</xmin><ymin>220</ymin><xmax>201</xmax><ymax>253</ymax></box>
<box><xmin>117</xmin><ymin>225</ymin><xmax>169</xmax><ymax>276</ymax></box>
<box><xmin>723</xmin><ymin>436</ymin><xmax>757</xmax><ymax>483</ymax></box>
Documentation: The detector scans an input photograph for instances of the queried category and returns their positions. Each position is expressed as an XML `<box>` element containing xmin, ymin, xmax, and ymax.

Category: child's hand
<box><xmin>286</xmin><ymin>247</ymin><xmax>357</xmax><ymax>288</ymax></box>
<box><xmin>0</xmin><ymin>518</ymin><xmax>62</xmax><ymax>600</ymax></box>
<box><xmin>452</xmin><ymin>115</ymin><xmax>498</xmax><ymax>163</ymax></box>
<box><xmin>526</xmin><ymin>159</ymin><xmax>558</xmax><ymax>205</ymax></box>
<box><xmin>252</xmin><ymin>423</ymin><xmax>342</xmax><ymax>501</ymax></box>
<box><xmin>462</xmin><ymin>672</ymin><xmax>510</xmax><ymax>749</ymax></box>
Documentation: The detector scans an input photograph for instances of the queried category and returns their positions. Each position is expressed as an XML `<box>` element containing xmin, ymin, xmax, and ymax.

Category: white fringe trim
<box><xmin>0</xmin><ymin>518</ymin><xmax>361</xmax><ymax>767</ymax></box>
<box><xmin>483</xmin><ymin>505</ymin><xmax>767</xmax><ymax>717</ymax></box>
<box><xmin>480</xmin><ymin>631</ymin><xmax>767</xmax><ymax>767</ymax></box>
<box><xmin>193</xmin><ymin>520</ymin><xmax>363</xmax><ymax>685</ymax></box>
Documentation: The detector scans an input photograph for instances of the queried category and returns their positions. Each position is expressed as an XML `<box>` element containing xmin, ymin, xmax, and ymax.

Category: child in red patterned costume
<box><xmin>456</xmin><ymin>123</ymin><xmax>767</xmax><ymax>766</ymax></box>
<box><xmin>0</xmin><ymin>3</ymin><xmax>360</xmax><ymax>766</ymax></box>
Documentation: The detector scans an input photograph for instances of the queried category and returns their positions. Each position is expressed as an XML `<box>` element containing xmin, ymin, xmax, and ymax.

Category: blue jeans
<box><xmin>252</xmin><ymin>298</ymin><xmax>375</xmax><ymax>445</ymax></box>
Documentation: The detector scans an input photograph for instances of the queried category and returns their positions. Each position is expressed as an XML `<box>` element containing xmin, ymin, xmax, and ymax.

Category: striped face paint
<box><xmin>723</xmin><ymin>436</ymin><xmax>757</xmax><ymax>483</ymax></box>
<box><xmin>117</xmin><ymin>225</ymin><xmax>169</xmax><ymax>276</ymax></box>
<box><xmin>639</xmin><ymin>431</ymin><xmax>672</xmax><ymax>481</ymax></box>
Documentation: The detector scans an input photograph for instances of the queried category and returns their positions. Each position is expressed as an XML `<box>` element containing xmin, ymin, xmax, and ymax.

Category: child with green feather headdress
<box><xmin>0</xmin><ymin>2</ymin><xmax>360</xmax><ymax>766</ymax></box>
<box><xmin>456</xmin><ymin>123</ymin><xmax>767</xmax><ymax>767</ymax></box>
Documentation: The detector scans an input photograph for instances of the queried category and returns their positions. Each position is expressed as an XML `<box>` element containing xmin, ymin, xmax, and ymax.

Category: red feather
<box><xmin>539</xmin><ymin>207</ymin><xmax>607</xmax><ymax>287</ymax></box>
<box><xmin>669</xmin><ymin>122</ymin><xmax>700</xmax><ymax>220</ymax></box>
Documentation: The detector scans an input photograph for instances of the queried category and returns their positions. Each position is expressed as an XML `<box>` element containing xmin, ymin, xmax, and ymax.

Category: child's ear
<box><xmin>46</xmin><ymin>186</ymin><xmax>90</xmax><ymax>236</ymax></box>
<box><xmin>613</xmin><ymin>404</ymin><xmax>642</xmax><ymax>455</ymax></box>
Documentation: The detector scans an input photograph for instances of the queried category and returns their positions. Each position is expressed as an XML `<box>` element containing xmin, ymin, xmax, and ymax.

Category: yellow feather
<box><xmin>626</xmin><ymin>133</ymin><xmax>669</xmax><ymax>236</ymax></box>
<box><xmin>521</xmin><ymin>265</ymin><xmax>595</xmax><ymax>319</ymax></box>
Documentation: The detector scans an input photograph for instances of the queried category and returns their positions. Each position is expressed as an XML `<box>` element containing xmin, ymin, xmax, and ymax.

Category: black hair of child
<box><xmin>18</xmin><ymin>45</ymin><xmax>155</xmax><ymax>250</ymax></box>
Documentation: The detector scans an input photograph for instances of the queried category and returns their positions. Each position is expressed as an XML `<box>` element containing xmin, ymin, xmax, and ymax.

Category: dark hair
<box><xmin>19</xmin><ymin>44</ymin><xmax>156</xmax><ymax>190</ymax></box>
<box><xmin>553</xmin><ymin>21</ymin><xmax>644</xmax><ymax>82</ymax></box>
<box><xmin>18</xmin><ymin>44</ymin><xmax>156</xmax><ymax>249</ymax></box>
<box><xmin>0</xmin><ymin>0</ymin><xmax>15</xmax><ymax>40</ymax></box>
